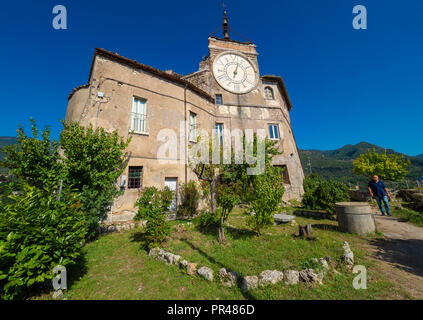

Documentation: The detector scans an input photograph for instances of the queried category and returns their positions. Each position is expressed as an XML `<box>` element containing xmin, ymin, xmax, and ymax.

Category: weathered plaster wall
<box><xmin>66</xmin><ymin>40</ymin><xmax>304</xmax><ymax>215</ymax></box>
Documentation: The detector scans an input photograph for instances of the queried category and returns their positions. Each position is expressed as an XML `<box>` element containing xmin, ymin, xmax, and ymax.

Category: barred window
<box><xmin>128</xmin><ymin>166</ymin><xmax>143</xmax><ymax>189</ymax></box>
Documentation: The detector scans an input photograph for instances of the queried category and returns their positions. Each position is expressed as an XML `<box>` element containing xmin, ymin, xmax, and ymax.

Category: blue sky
<box><xmin>0</xmin><ymin>0</ymin><xmax>422</xmax><ymax>155</ymax></box>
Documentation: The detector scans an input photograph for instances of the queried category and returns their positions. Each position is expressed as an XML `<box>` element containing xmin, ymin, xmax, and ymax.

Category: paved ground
<box><xmin>367</xmin><ymin>214</ymin><xmax>423</xmax><ymax>299</ymax></box>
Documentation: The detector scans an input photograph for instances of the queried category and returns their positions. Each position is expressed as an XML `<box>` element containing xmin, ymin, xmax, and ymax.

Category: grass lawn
<box><xmin>391</xmin><ymin>205</ymin><xmax>423</xmax><ymax>227</ymax></box>
<box><xmin>55</xmin><ymin>208</ymin><xmax>409</xmax><ymax>300</ymax></box>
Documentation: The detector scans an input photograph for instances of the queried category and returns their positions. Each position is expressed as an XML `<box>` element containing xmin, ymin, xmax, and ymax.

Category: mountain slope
<box><xmin>299</xmin><ymin>142</ymin><xmax>423</xmax><ymax>189</ymax></box>
<box><xmin>0</xmin><ymin>136</ymin><xmax>18</xmax><ymax>174</ymax></box>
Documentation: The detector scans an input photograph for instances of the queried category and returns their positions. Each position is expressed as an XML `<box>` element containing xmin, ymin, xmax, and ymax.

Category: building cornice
<box><xmin>67</xmin><ymin>48</ymin><xmax>215</xmax><ymax>103</ymax></box>
<box><xmin>261</xmin><ymin>75</ymin><xmax>293</xmax><ymax>111</ymax></box>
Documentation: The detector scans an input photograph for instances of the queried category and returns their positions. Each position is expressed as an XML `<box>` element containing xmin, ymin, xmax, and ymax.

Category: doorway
<box><xmin>164</xmin><ymin>178</ymin><xmax>178</xmax><ymax>213</ymax></box>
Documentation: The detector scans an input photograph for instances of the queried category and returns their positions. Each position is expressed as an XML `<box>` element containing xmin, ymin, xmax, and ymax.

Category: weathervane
<box><xmin>222</xmin><ymin>2</ymin><xmax>230</xmax><ymax>39</ymax></box>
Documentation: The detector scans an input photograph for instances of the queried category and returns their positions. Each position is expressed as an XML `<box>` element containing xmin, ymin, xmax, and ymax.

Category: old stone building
<box><xmin>65</xmin><ymin>11</ymin><xmax>304</xmax><ymax>219</ymax></box>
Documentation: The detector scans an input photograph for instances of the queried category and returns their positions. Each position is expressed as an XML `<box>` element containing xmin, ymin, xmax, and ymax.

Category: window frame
<box><xmin>268</xmin><ymin>123</ymin><xmax>280</xmax><ymax>141</ymax></box>
<box><xmin>127</xmin><ymin>166</ymin><xmax>143</xmax><ymax>189</ymax></box>
<box><xmin>215</xmin><ymin>122</ymin><xmax>224</xmax><ymax>144</ymax></box>
<box><xmin>130</xmin><ymin>97</ymin><xmax>148</xmax><ymax>135</ymax></box>
<box><xmin>189</xmin><ymin>112</ymin><xmax>197</xmax><ymax>143</ymax></box>
<box><xmin>215</xmin><ymin>94</ymin><xmax>223</xmax><ymax>105</ymax></box>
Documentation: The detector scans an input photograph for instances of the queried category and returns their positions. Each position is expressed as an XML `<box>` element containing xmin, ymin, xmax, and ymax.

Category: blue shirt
<box><xmin>368</xmin><ymin>180</ymin><xmax>387</xmax><ymax>198</ymax></box>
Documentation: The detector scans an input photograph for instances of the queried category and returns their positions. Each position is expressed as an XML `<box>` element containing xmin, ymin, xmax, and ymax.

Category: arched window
<box><xmin>264</xmin><ymin>86</ymin><xmax>274</xmax><ymax>100</ymax></box>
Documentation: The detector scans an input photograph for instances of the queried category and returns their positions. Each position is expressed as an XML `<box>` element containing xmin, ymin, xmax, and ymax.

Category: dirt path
<box><xmin>367</xmin><ymin>215</ymin><xmax>423</xmax><ymax>299</ymax></box>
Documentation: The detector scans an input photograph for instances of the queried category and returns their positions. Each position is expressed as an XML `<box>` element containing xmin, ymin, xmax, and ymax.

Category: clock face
<box><xmin>212</xmin><ymin>52</ymin><xmax>258</xmax><ymax>94</ymax></box>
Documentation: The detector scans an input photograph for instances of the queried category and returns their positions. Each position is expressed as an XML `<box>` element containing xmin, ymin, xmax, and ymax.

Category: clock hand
<box><xmin>233</xmin><ymin>64</ymin><xmax>239</xmax><ymax>79</ymax></box>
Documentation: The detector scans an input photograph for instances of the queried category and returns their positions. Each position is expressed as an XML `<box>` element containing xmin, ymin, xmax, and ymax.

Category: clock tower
<box><xmin>182</xmin><ymin>9</ymin><xmax>305</xmax><ymax>201</ymax></box>
<box><xmin>183</xmin><ymin>9</ymin><xmax>271</xmax><ymax>108</ymax></box>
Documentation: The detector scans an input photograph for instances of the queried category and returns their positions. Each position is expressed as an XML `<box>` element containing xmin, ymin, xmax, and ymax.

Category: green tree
<box><xmin>134</xmin><ymin>187</ymin><xmax>173</xmax><ymax>248</ymax></box>
<box><xmin>302</xmin><ymin>173</ymin><xmax>324</xmax><ymax>210</ymax></box>
<box><xmin>353</xmin><ymin>148</ymin><xmax>410</xmax><ymax>181</ymax></box>
<box><xmin>0</xmin><ymin>119</ymin><xmax>63</xmax><ymax>188</ymax></box>
<box><xmin>177</xmin><ymin>181</ymin><xmax>200</xmax><ymax>218</ymax></box>
<box><xmin>0</xmin><ymin>183</ymin><xmax>87</xmax><ymax>300</ymax></box>
<box><xmin>59</xmin><ymin>122</ymin><xmax>131</xmax><ymax>238</ymax></box>
<box><xmin>215</xmin><ymin>182</ymin><xmax>241</xmax><ymax>242</ymax></box>
<box><xmin>237</xmin><ymin>139</ymin><xmax>284</xmax><ymax>236</ymax></box>
<box><xmin>220</xmin><ymin>136</ymin><xmax>284</xmax><ymax>237</ymax></box>
<box><xmin>1</xmin><ymin>120</ymin><xmax>132</xmax><ymax>239</ymax></box>
<box><xmin>246</xmin><ymin>165</ymin><xmax>285</xmax><ymax>236</ymax></box>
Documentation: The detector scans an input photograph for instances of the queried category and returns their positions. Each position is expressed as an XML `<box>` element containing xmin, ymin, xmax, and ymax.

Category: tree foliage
<box><xmin>60</xmin><ymin>122</ymin><xmax>131</xmax><ymax>238</ymax></box>
<box><xmin>134</xmin><ymin>187</ymin><xmax>173</xmax><ymax>248</ymax></box>
<box><xmin>192</xmin><ymin>134</ymin><xmax>285</xmax><ymax>240</ymax></box>
<box><xmin>0</xmin><ymin>184</ymin><xmax>87</xmax><ymax>300</ymax></box>
<box><xmin>0</xmin><ymin>119</ymin><xmax>62</xmax><ymax>188</ymax></box>
<box><xmin>0</xmin><ymin>119</ymin><xmax>132</xmax><ymax>298</ymax></box>
<box><xmin>1</xmin><ymin>120</ymin><xmax>132</xmax><ymax>239</ymax></box>
<box><xmin>177</xmin><ymin>181</ymin><xmax>200</xmax><ymax>218</ymax></box>
<box><xmin>246</xmin><ymin>165</ymin><xmax>285</xmax><ymax>235</ymax></box>
<box><xmin>353</xmin><ymin>148</ymin><xmax>410</xmax><ymax>181</ymax></box>
<box><xmin>215</xmin><ymin>182</ymin><xmax>241</xmax><ymax>241</ymax></box>
<box><xmin>302</xmin><ymin>174</ymin><xmax>350</xmax><ymax>214</ymax></box>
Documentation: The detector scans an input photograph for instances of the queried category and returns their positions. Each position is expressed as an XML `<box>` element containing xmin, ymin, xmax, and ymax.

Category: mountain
<box><xmin>0</xmin><ymin>136</ymin><xmax>18</xmax><ymax>174</ymax></box>
<box><xmin>417</xmin><ymin>154</ymin><xmax>423</xmax><ymax>159</ymax></box>
<box><xmin>299</xmin><ymin>142</ymin><xmax>423</xmax><ymax>189</ymax></box>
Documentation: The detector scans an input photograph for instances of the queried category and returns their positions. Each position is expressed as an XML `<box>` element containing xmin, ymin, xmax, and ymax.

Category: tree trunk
<box><xmin>218</xmin><ymin>225</ymin><xmax>226</xmax><ymax>243</ymax></box>
<box><xmin>299</xmin><ymin>224</ymin><xmax>312</xmax><ymax>237</ymax></box>
<box><xmin>210</xmin><ymin>178</ymin><xmax>217</xmax><ymax>214</ymax></box>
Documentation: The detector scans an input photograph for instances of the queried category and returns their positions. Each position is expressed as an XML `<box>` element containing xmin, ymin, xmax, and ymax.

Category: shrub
<box><xmin>288</xmin><ymin>198</ymin><xmax>302</xmax><ymax>208</ymax></box>
<box><xmin>134</xmin><ymin>187</ymin><xmax>173</xmax><ymax>248</ymax></box>
<box><xmin>302</xmin><ymin>174</ymin><xmax>350</xmax><ymax>214</ymax></box>
<box><xmin>60</xmin><ymin>122</ymin><xmax>131</xmax><ymax>237</ymax></box>
<box><xmin>0</xmin><ymin>184</ymin><xmax>87</xmax><ymax>300</ymax></box>
<box><xmin>196</xmin><ymin>210</ymin><xmax>219</xmax><ymax>230</ymax></box>
<box><xmin>177</xmin><ymin>181</ymin><xmax>200</xmax><ymax>218</ymax></box>
<box><xmin>1</xmin><ymin>120</ymin><xmax>131</xmax><ymax>239</ymax></box>
<box><xmin>79</xmin><ymin>185</ymin><xmax>121</xmax><ymax>240</ymax></box>
<box><xmin>302</xmin><ymin>174</ymin><xmax>324</xmax><ymax>210</ymax></box>
<box><xmin>246</xmin><ymin>166</ymin><xmax>285</xmax><ymax>235</ymax></box>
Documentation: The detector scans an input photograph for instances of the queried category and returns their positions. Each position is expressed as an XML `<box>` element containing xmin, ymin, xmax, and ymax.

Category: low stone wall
<box><xmin>397</xmin><ymin>189</ymin><xmax>423</xmax><ymax>210</ymax></box>
<box><xmin>147</xmin><ymin>241</ymin><xmax>355</xmax><ymax>292</ymax></box>
<box><xmin>294</xmin><ymin>210</ymin><xmax>336</xmax><ymax>221</ymax></box>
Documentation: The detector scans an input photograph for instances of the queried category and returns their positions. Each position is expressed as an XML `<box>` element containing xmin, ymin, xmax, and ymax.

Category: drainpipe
<box><xmin>94</xmin><ymin>91</ymin><xmax>104</xmax><ymax>131</ymax></box>
<box><xmin>184</xmin><ymin>84</ymin><xmax>188</xmax><ymax>184</ymax></box>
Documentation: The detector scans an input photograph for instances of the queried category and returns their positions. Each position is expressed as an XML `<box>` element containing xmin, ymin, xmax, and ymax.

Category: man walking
<box><xmin>368</xmin><ymin>175</ymin><xmax>391</xmax><ymax>216</ymax></box>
